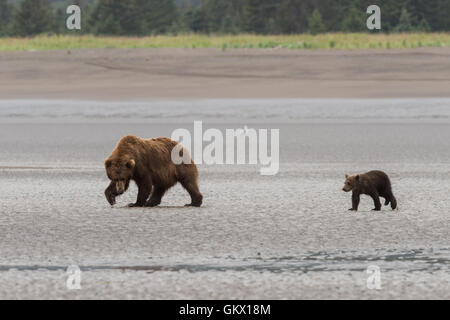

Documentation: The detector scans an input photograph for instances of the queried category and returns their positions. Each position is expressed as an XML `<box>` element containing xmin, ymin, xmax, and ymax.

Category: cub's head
<box><xmin>342</xmin><ymin>174</ymin><xmax>359</xmax><ymax>192</ymax></box>
<box><xmin>105</xmin><ymin>157</ymin><xmax>135</xmax><ymax>195</ymax></box>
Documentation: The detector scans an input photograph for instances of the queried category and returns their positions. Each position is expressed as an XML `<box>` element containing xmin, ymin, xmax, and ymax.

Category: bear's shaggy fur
<box><xmin>104</xmin><ymin>135</ymin><xmax>202</xmax><ymax>207</ymax></box>
<box><xmin>342</xmin><ymin>170</ymin><xmax>397</xmax><ymax>211</ymax></box>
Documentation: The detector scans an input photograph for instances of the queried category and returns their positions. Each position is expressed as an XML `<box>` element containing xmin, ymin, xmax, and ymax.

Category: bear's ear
<box><xmin>126</xmin><ymin>159</ymin><xmax>135</xmax><ymax>169</ymax></box>
<box><xmin>345</xmin><ymin>174</ymin><xmax>349</xmax><ymax>178</ymax></box>
<box><xmin>355</xmin><ymin>175</ymin><xmax>360</xmax><ymax>181</ymax></box>
<box><xmin>105</xmin><ymin>159</ymin><xmax>112</xmax><ymax>168</ymax></box>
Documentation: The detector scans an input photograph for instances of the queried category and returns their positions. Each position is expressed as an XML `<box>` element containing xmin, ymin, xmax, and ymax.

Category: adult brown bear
<box><xmin>104</xmin><ymin>135</ymin><xmax>202</xmax><ymax>207</ymax></box>
<box><xmin>342</xmin><ymin>170</ymin><xmax>397</xmax><ymax>211</ymax></box>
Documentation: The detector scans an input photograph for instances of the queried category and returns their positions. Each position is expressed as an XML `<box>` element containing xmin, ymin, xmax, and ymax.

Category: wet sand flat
<box><xmin>1</xmin><ymin>46</ymin><xmax>450</xmax><ymax>299</ymax></box>
<box><xmin>0</xmin><ymin>101</ymin><xmax>450</xmax><ymax>299</ymax></box>
<box><xmin>0</xmin><ymin>48</ymin><xmax>449</xmax><ymax>100</ymax></box>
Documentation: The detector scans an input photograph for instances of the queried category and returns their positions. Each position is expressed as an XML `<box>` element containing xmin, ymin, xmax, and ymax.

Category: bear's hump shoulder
<box><xmin>119</xmin><ymin>135</ymin><xmax>141</xmax><ymax>145</ymax></box>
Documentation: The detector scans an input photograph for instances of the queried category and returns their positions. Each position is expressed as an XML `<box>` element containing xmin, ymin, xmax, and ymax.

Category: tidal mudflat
<box><xmin>0</xmin><ymin>99</ymin><xmax>449</xmax><ymax>299</ymax></box>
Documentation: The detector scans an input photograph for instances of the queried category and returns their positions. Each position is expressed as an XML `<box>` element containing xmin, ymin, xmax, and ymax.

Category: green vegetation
<box><xmin>341</xmin><ymin>7</ymin><xmax>366</xmax><ymax>32</ymax></box>
<box><xmin>0</xmin><ymin>0</ymin><xmax>449</xmax><ymax>51</ymax></box>
<box><xmin>0</xmin><ymin>0</ymin><xmax>13</xmax><ymax>36</ymax></box>
<box><xmin>307</xmin><ymin>10</ymin><xmax>326</xmax><ymax>35</ymax></box>
<box><xmin>0</xmin><ymin>33</ymin><xmax>449</xmax><ymax>51</ymax></box>
<box><xmin>394</xmin><ymin>7</ymin><xmax>414</xmax><ymax>33</ymax></box>
<box><xmin>12</xmin><ymin>0</ymin><xmax>53</xmax><ymax>36</ymax></box>
<box><xmin>0</xmin><ymin>0</ymin><xmax>449</xmax><ymax>38</ymax></box>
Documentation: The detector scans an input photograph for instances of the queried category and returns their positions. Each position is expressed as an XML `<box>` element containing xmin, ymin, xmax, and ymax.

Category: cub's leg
<box><xmin>387</xmin><ymin>191</ymin><xmax>397</xmax><ymax>210</ymax></box>
<box><xmin>380</xmin><ymin>192</ymin><xmax>390</xmax><ymax>206</ymax></box>
<box><xmin>350</xmin><ymin>192</ymin><xmax>360</xmax><ymax>211</ymax></box>
<box><xmin>369</xmin><ymin>191</ymin><xmax>382</xmax><ymax>211</ymax></box>
<box><xmin>146</xmin><ymin>186</ymin><xmax>167</xmax><ymax>207</ymax></box>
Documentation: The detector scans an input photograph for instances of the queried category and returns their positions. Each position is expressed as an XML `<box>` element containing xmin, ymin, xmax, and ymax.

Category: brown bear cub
<box><xmin>342</xmin><ymin>170</ymin><xmax>397</xmax><ymax>211</ymax></box>
<box><xmin>104</xmin><ymin>135</ymin><xmax>203</xmax><ymax>207</ymax></box>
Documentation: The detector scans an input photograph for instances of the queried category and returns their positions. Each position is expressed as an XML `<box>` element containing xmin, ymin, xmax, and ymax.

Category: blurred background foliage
<box><xmin>0</xmin><ymin>0</ymin><xmax>448</xmax><ymax>37</ymax></box>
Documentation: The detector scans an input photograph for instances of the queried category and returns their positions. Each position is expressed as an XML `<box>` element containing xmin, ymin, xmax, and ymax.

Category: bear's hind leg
<box><xmin>146</xmin><ymin>186</ymin><xmax>167</xmax><ymax>207</ymax></box>
<box><xmin>181</xmin><ymin>180</ymin><xmax>203</xmax><ymax>207</ymax></box>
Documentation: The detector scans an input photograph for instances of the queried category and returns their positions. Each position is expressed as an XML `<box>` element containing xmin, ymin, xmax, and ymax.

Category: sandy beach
<box><xmin>0</xmin><ymin>48</ymin><xmax>449</xmax><ymax>299</ymax></box>
<box><xmin>0</xmin><ymin>47</ymin><xmax>449</xmax><ymax>100</ymax></box>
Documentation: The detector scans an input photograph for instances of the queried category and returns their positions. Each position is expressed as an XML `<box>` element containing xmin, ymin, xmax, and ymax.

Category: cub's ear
<box><xmin>126</xmin><ymin>159</ymin><xmax>135</xmax><ymax>169</ymax></box>
<box><xmin>345</xmin><ymin>174</ymin><xmax>349</xmax><ymax>178</ymax></box>
<box><xmin>355</xmin><ymin>175</ymin><xmax>360</xmax><ymax>181</ymax></box>
<box><xmin>105</xmin><ymin>159</ymin><xmax>112</xmax><ymax>168</ymax></box>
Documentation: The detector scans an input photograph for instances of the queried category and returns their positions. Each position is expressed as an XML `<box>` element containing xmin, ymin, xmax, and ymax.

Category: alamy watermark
<box><xmin>366</xmin><ymin>265</ymin><xmax>381</xmax><ymax>290</ymax></box>
<box><xmin>66</xmin><ymin>265</ymin><xmax>82</xmax><ymax>290</ymax></box>
<box><xmin>171</xmin><ymin>121</ymin><xmax>279</xmax><ymax>175</ymax></box>
<box><xmin>66</xmin><ymin>5</ymin><xmax>81</xmax><ymax>30</ymax></box>
<box><xmin>367</xmin><ymin>5</ymin><xmax>381</xmax><ymax>30</ymax></box>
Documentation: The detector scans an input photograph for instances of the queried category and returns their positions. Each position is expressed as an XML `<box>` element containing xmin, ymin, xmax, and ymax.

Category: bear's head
<box><xmin>105</xmin><ymin>156</ymin><xmax>135</xmax><ymax>195</ymax></box>
<box><xmin>342</xmin><ymin>174</ymin><xmax>359</xmax><ymax>192</ymax></box>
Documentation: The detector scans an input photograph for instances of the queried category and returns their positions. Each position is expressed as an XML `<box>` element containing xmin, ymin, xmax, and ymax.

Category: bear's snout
<box><xmin>115</xmin><ymin>181</ymin><xmax>126</xmax><ymax>195</ymax></box>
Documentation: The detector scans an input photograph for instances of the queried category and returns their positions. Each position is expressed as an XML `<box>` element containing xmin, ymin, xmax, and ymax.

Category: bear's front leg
<box><xmin>349</xmin><ymin>192</ymin><xmax>360</xmax><ymax>211</ymax></box>
<box><xmin>145</xmin><ymin>186</ymin><xmax>167</xmax><ymax>207</ymax></box>
<box><xmin>105</xmin><ymin>181</ymin><xmax>117</xmax><ymax>206</ymax></box>
<box><xmin>128</xmin><ymin>178</ymin><xmax>152</xmax><ymax>207</ymax></box>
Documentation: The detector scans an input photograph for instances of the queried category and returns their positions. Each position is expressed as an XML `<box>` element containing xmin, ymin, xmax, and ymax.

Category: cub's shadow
<box><xmin>117</xmin><ymin>205</ymin><xmax>203</xmax><ymax>209</ymax></box>
<box><xmin>346</xmin><ymin>208</ymin><xmax>399</xmax><ymax>213</ymax></box>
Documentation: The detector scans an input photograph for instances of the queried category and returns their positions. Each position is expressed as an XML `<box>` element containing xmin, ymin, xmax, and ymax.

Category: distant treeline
<box><xmin>0</xmin><ymin>0</ymin><xmax>449</xmax><ymax>37</ymax></box>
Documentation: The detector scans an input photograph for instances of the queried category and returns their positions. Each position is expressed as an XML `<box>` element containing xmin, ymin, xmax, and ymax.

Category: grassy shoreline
<box><xmin>0</xmin><ymin>33</ymin><xmax>449</xmax><ymax>51</ymax></box>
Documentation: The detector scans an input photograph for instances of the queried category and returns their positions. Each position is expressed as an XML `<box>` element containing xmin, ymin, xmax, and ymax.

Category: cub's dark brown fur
<box><xmin>104</xmin><ymin>135</ymin><xmax>202</xmax><ymax>207</ymax></box>
<box><xmin>342</xmin><ymin>170</ymin><xmax>397</xmax><ymax>211</ymax></box>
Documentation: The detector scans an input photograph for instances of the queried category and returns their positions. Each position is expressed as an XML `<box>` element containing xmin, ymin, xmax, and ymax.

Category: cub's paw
<box><xmin>348</xmin><ymin>208</ymin><xmax>356</xmax><ymax>211</ymax></box>
<box><xmin>372</xmin><ymin>208</ymin><xmax>381</xmax><ymax>211</ymax></box>
<box><xmin>127</xmin><ymin>203</ymin><xmax>144</xmax><ymax>208</ymax></box>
